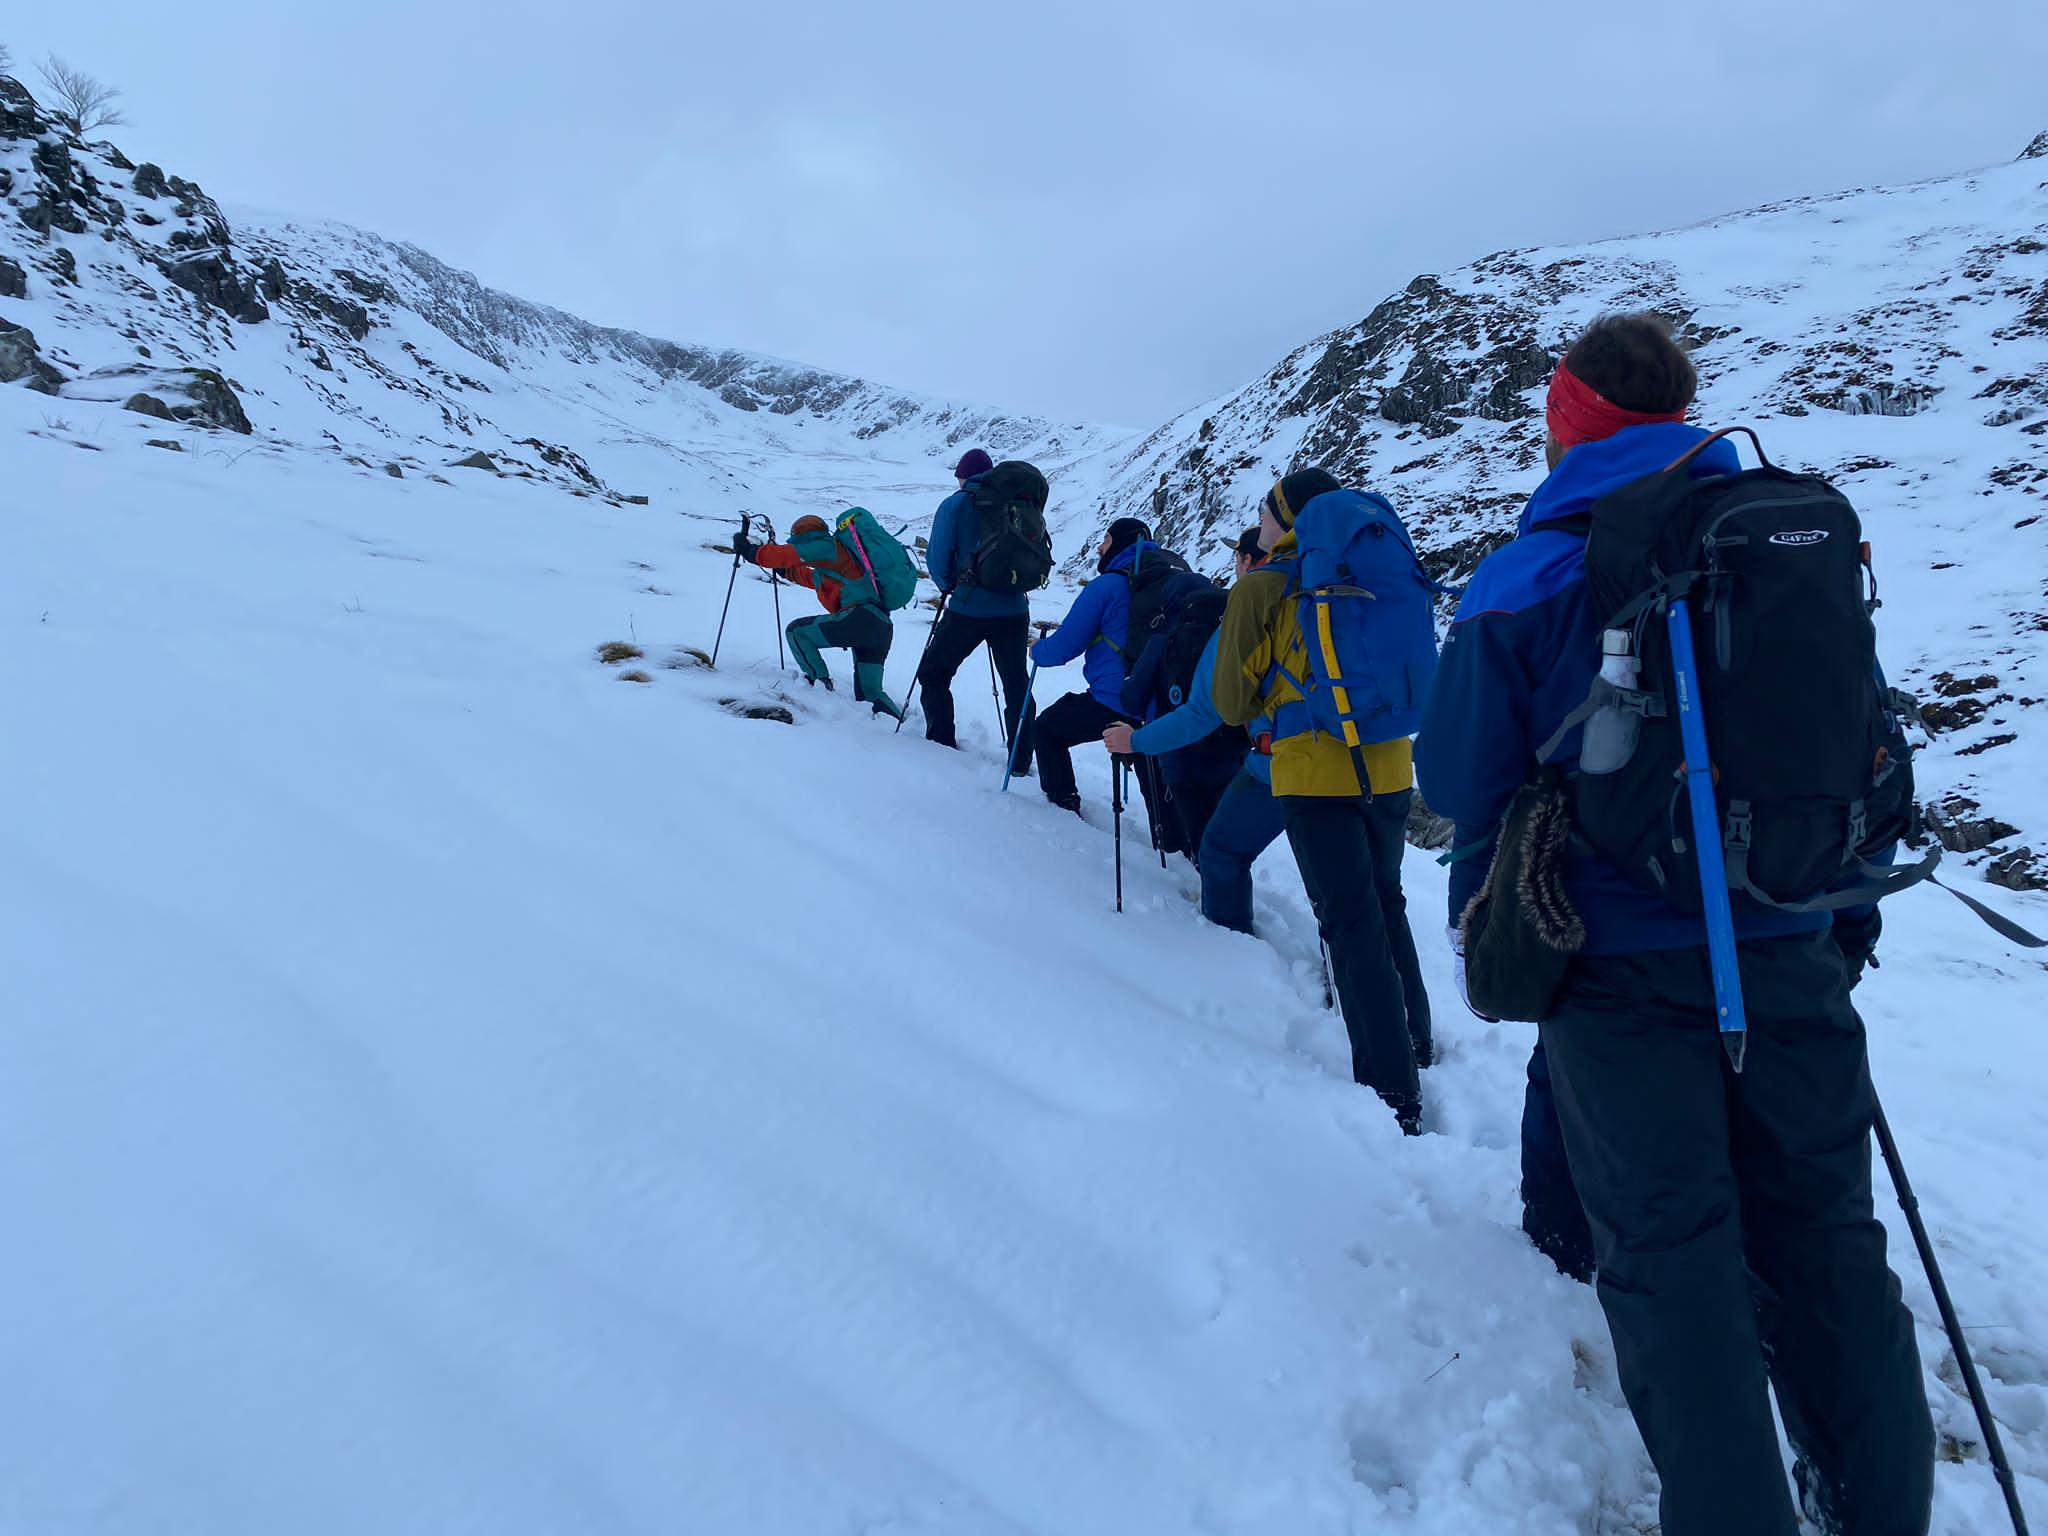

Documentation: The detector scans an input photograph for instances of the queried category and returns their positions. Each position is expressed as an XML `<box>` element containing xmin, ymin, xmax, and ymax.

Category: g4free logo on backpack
<box><xmin>1769</xmin><ymin>529</ymin><xmax>1831</xmax><ymax>547</ymax></box>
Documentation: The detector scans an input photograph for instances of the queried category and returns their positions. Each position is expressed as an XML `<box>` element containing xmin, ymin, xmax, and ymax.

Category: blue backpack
<box><xmin>1268</xmin><ymin>488</ymin><xmax>1441</xmax><ymax>768</ymax></box>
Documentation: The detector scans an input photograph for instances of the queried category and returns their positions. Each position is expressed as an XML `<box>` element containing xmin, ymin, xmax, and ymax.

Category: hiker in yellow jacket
<box><xmin>1211</xmin><ymin>468</ymin><xmax>1433</xmax><ymax>1132</ymax></box>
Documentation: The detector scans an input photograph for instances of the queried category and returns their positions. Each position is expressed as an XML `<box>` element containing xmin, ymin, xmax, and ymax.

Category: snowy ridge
<box><xmin>0</xmin><ymin>73</ymin><xmax>1121</xmax><ymax>527</ymax></box>
<box><xmin>1085</xmin><ymin>141</ymin><xmax>2048</xmax><ymax>890</ymax></box>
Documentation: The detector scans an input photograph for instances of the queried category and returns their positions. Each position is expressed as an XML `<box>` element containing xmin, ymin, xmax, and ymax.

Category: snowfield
<box><xmin>4</xmin><ymin>385</ymin><xmax>2043</xmax><ymax>1533</ymax></box>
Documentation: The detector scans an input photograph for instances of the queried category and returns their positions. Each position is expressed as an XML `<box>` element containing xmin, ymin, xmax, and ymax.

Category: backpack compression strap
<box><xmin>1307</xmin><ymin>588</ymin><xmax>1382</xmax><ymax>799</ymax></box>
<box><xmin>1721</xmin><ymin>801</ymin><xmax>2045</xmax><ymax>947</ymax></box>
<box><xmin>836</xmin><ymin>514</ymin><xmax>888</xmax><ymax>611</ymax></box>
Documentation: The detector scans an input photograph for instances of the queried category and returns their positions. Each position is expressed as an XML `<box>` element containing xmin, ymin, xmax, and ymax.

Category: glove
<box><xmin>1833</xmin><ymin>908</ymin><xmax>1883</xmax><ymax>990</ymax></box>
<box><xmin>731</xmin><ymin>529</ymin><xmax>756</xmax><ymax>561</ymax></box>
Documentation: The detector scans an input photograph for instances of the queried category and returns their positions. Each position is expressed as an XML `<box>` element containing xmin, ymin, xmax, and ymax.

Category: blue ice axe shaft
<box><xmin>1000</xmin><ymin>661</ymin><xmax>1039</xmax><ymax>792</ymax></box>
<box><xmin>1667</xmin><ymin>598</ymin><xmax>1749</xmax><ymax>1072</ymax></box>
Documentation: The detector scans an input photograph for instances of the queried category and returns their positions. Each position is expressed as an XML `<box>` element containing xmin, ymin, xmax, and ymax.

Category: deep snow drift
<box><xmin>4</xmin><ymin>385</ymin><xmax>2044</xmax><ymax>1534</ymax></box>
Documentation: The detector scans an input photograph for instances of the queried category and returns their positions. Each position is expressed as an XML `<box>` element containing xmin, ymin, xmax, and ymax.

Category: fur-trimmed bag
<box><xmin>1459</xmin><ymin>773</ymin><xmax>1586</xmax><ymax>1023</ymax></box>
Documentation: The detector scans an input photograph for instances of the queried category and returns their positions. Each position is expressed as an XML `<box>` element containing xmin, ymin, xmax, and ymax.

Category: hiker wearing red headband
<box><xmin>1417</xmin><ymin>313</ymin><xmax>1933</xmax><ymax>1536</ymax></box>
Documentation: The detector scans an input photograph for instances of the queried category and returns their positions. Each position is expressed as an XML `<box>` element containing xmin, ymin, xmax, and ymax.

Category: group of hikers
<box><xmin>723</xmin><ymin>312</ymin><xmax>2040</xmax><ymax>1536</ymax></box>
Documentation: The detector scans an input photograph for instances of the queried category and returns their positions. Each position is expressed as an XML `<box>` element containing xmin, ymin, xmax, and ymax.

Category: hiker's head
<box><xmin>953</xmin><ymin>448</ymin><xmax>993</xmax><ymax>487</ymax></box>
<box><xmin>1233</xmin><ymin>524</ymin><xmax>1265</xmax><ymax>580</ymax></box>
<box><xmin>1098</xmin><ymin>516</ymin><xmax>1152</xmax><ymax>570</ymax></box>
<box><xmin>1545</xmin><ymin>313</ymin><xmax>1696</xmax><ymax>469</ymax></box>
<box><xmin>789</xmin><ymin>514</ymin><xmax>836</xmax><ymax>561</ymax></box>
<box><xmin>1259</xmin><ymin>468</ymin><xmax>1341</xmax><ymax>551</ymax></box>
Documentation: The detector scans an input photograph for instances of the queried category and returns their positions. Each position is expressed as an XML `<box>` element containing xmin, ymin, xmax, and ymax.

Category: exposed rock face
<box><xmin>0</xmin><ymin>319</ymin><xmax>65</xmax><ymax>394</ymax></box>
<box><xmin>1087</xmin><ymin>145</ymin><xmax>2048</xmax><ymax>867</ymax></box>
<box><xmin>92</xmin><ymin>367</ymin><xmax>252</xmax><ymax>431</ymax></box>
<box><xmin>123</xmin><ymin>391</ymin><xmax>175</xmax><ymax>421</ymax></box>
<box><xmin>2020</xmin><ymin>130</ymin><xmax>2048</xmax><ymax>162</ymax></box>
<box><xmin>2</xmin><ymin>69</ymin><xmax>1098</xmax><ymax>509</ymax></box>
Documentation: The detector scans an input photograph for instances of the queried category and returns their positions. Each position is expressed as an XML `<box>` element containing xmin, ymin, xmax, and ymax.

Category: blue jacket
<box><xmin>1030</xmin><ymin>541</ymin><xmax>1163</xmax><ymax>709</ymax></box>
<box><xmin>1416</xmin><ymin>423</ymin><xmax>1829</xmax><ymax>955</ymax></box>
<box><xmin>1131</xmin><ymin>630</ymin><xmax>1271</xmax><ymax>785</ymax></box>
<box><xmin>928</xmin><ymin>475</ymin><xmax>1029</xmax><ymax>619</ymax></box>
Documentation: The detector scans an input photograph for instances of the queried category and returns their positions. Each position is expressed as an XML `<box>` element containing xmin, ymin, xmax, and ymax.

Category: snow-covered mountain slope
<box><xmin>0</xmin><ymin>73</ymin><xmax>1121</xmax><ymax>530</ymax></box>
<box><xmin>5</xmin><ymin>383</ymin><xmax>2044</xmax><ymax>1535</ymax></box>
<box><xmin>1088</xmin><ymin>136</ymin><xmax>2048</xmax><ymax>890</ymax></box>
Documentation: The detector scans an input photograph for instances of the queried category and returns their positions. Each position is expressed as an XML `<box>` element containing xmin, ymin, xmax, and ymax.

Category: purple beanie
<box><xmin>953</xmin><ymin>448</ymin><xmax>994</xmax><ymax>481</ymax></box>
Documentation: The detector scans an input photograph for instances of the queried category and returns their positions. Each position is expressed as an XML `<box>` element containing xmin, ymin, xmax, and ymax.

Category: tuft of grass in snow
<box><xmin>616</xmin><ymin>669</ymin><xmax>653</xmax><ymax>685</ymax></box>
<box><xmin>595</xmin><ymin>641</ymin><xmax>644</xmax><ymax>665</ymax></box>
<box><xmin>663</xmin><ymin>647</ymin><xmax>712</xmax><ymax>670</ymax></box>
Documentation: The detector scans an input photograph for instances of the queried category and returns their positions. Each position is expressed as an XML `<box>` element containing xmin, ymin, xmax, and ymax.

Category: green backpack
<box><xmin>835</xmin><ymin>507</ymin><xmax>918</xmax><ymax>612</ymax></box>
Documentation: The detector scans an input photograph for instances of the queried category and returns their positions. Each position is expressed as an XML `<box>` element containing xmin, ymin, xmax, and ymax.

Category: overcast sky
<box><xmin>8</xmin><ymin>3</ymin><xmax>2045</xmax><ymax>424</ymax></box>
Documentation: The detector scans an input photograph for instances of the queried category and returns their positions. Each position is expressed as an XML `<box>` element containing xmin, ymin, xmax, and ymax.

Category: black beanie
<box><xmin>1235</xmin><ymin>525</ymin><xmax>1265</xmax><ymax>559</ymax></box>
<box><xmin>1100</xmin><ymin>516</ymin><xmax>1152</xmax><ymax>569</ymax></box>
<box><xmin>1262</xmin><ymin>468</ymin><xmax>1342</xmax><ymax>531</ymax></box>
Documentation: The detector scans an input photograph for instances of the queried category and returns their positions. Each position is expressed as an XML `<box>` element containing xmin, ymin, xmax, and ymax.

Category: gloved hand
<box><xmin>731</xmin><ymin>529</ymin><xmax>756</xmax><ymax>561</ymax></box>
<box><xmin>1833</xmin><ymin>907</ymin><xmax>1883</xmax><ymax>990</ymax></box>
<box><xmin>1450</xmin><ymin>923</ymin><xmax>1499</xmax><ymax>1023</ymax></box>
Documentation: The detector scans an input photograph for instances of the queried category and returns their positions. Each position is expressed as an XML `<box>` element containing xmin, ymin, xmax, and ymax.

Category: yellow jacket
<box><xmin>1211</xmin><ymin>531</ymin><xmax>1415</xmax><ymax>798</ymax></box>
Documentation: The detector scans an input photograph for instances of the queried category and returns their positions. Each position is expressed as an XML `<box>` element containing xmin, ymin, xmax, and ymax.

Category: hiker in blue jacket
<box><xmin>916</xmin><ymin>448</ymin><xmax>1035</xmax><ymax>772</ymax></box>
<box><xmin>1416</xmin><ymin>312</ymin><xmax>1930</xmax><ymax>1536</ymax></box>
<box><xmin>1028</xmin><ymin>517</ymin><xmax>1157</xmax><ymax>814</ymax></box>
<box><xmin>1104</xmin><ymin>529</ymin><xmax>1283</xmax><ymax>932</ymax></box>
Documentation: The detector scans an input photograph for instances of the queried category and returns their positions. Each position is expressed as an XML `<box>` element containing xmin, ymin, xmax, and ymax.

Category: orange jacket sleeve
<box><xmin>751</xmin><ymin>542</ymin><xmax>817</xmax><ymax>592</ymax></box>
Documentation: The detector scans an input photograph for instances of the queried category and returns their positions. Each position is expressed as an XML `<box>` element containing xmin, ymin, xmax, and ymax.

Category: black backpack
<box><xmin>1544</xmin><ymin>427</ymin><xmax>1924</xmax><ymax>916</ymax></box>
<box><xmin>967</xmin><ymin>461</ymin><xmax>1054</xmax><ymax>594</ymax></box>
<box><xmin>1118</xmin><ymin>545</ymin><xmax>1193</xmax><ymax>673</ymax></box>
<box><xmin>1154</xmin><ymin>582</ymin><xmax>1247</xmax><ymax>781</ymax></box>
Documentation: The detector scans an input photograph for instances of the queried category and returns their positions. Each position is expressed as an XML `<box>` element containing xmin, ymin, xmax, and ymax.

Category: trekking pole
<box><xmin>1000</xmin><ymin>661</ymin><xmax>1039</xmax><ymax>791</ymax></box>
<box><xmin>988</xmin><ymin>649</ymin><xmax>1004</xmax><ymax>735</ymax></box>
<box><xmin>894</xmin><ymin>591</ymin><xmax>948</xmax><ymax>736</ymax></box>
<box><xmin>1666</xmin><ymin>598</ymin><xmax>1749</xmax><ymax>1072</ymax></box>
<box><xmin>761</xmin><ymin>516</ymin><xmax>785</xmax><ymax>672</ymax></box>
<box><xmin>1873</xmin><ymin>1094</ymin><xmax>2033</xmax><ymax>1536</ymax></box>
<box><xmin>1140</xmin><ymin>754</ymin><xmax>1169</xmax><ymax>869</ymax></box>
<box><xmin>1112</xmin><ymin>754</ymin><xmax>1125</xmax><ymax>913</ymax></box>
<box><xmin>710</xmin><ymin>513</ymin><xmax>749</xmax><ymax>669</ymax></box>
<box><xmin>1318</xmin><ymin>938</ymin><xmax>1336</xmax><ymax>1010</ymax></box>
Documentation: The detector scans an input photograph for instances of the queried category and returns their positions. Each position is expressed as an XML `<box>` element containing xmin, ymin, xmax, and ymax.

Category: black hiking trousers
<box><xmin>1539</xmin><ymin>932</ymin><xmax>1933</xmax><ymax>1536</ymax></box>
<box><xmin>1033</xmin><ymin>693</ymin><xmax>1128</xmax><ymax>813</ymax></box>
<box><xmin>917</xmin><ymin>608</ymin><xmax>1035</xmax><ymax>772</ymax></box>
<box><xmin>1279</xmin><ymin>790</ymin><xmax>1432</xmax><ymax>1120</ymax></box>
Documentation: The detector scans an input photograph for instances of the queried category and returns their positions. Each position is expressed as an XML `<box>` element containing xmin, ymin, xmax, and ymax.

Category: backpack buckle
<box><xmin>1725</xmin><ymin>798</ymin><xmax>1754</xmax><ymax>852</ymax></box>
<box><xmin>1254</xmin><ymin>732</ymin><xmax>1275</xmax><ymax>757</ymax></box>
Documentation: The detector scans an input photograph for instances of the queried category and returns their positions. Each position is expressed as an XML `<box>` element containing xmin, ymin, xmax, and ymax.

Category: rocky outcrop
<box><xmin>85</xmin><ymin>366</ymin><xmax>252</xmax><ymax>430</ymax></box>
<box><xmin>123</xmin><ymin>391</ymin><xmax>175</xmax><ymax>421</ymax></box>
<box><xmin>2020</xmin><ymin>131</ymin><xmax>2048</xmax><ymax>162</ymax></box>
<box><xmin>0</xmin><ymin>319</ymin><xmax>65</xmax><ymax>394</ymax></box>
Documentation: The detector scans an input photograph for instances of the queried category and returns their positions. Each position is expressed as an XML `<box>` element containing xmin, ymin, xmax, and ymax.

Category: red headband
<box><xmin>1545</xmin><ymin>359</ymin><xmax>1687</xmax><ymax>449</ymax></box>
